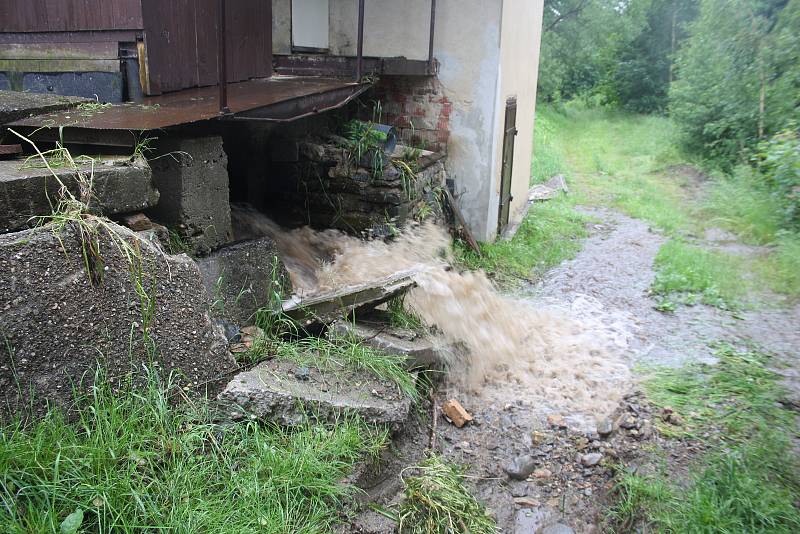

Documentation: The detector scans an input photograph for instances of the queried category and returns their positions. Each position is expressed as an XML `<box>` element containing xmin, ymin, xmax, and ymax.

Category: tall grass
<box><xmin>0</xmin><ymin>370</ymin><xmax>387</xmax><ymax>533</ymax></box>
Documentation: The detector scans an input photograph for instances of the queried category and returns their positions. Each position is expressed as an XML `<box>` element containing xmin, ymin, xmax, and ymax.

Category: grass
<box><xmin>608</xmin><ymin>345</ymin><xmax>800</xmax><ymax>532</ymax></box>
<box><xmin>249</xmin><ymin>330</ymin><xmax>420</xmax><ymax>403</ymax></box>
<box><xmin>397</xmin><ymin>455</ymin><xmax>496</xmax><ymax>534</ymax></box>
<box><xmin>0</xmin><ymin>370</ymin><xmax>389</xmax><ymax>533</ymax></box>
<box><xmin>387</xmin><ymin>294</ymin><xmax>426</xmax><ymax>332</ymax></box>
<box><xmin>651</xmin><ymin>239</ymin><xmax>746</xmax><ymax>310</ymax></box>
<box><xmin>456</xmin><ymin>194</ymin><xmax>588</xmax><ymax>286</ymax></box>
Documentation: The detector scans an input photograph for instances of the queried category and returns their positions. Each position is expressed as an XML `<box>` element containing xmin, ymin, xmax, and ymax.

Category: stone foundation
<box><xmin>281</xmin><ymin>137</ymin><xmax>446</xmax><ymax>236</ymax></box>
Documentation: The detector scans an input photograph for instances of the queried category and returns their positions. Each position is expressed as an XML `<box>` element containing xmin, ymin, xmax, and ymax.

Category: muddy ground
<box><xmin>344</xmin><ymin>204</ymin><xmax>800</xmax><ymax>533</ymax></box>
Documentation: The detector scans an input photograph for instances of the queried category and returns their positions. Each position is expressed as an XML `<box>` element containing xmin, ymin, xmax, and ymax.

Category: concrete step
<box><xmin>0</xmin><ymin>155</ymin><xmax>158</xmax><ymax>233</ymax></box>
<box><xmin>218</xmin><ymin>358</ymin><xmax>413</xmax><ymax>428</ymax></box>
<box><xmin>330</xmin><ymin>320</ymin><xmax>441</xmax><ymax>369</ymax></box>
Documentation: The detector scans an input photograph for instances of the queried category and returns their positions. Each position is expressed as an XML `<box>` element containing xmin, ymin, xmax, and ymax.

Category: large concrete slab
<box><xmin>0</xmin><ymin>90</ymin><xmax>88</xmax><ymax>124</ymax></box>
<box><xmin>331</xmin><ymin>320</ymin><xmax>441</xmax><ymax>369</ymax></box>
<box><xmin>0</xmin><ymin>156</ymin><xmax>159</xmax><ymax>233</ymax></box>
<box><xmin>196</xmin><ymin>237</ymin><xmax>292</xmax><ymax>327</ymax></box>
<box><xmin>0</xmin><ymin>220</ymin><xmax>237</xmax><ymax>418</ymax></box>
<box><xmin>218</xmin><ymin>358</ymin><xmax>413</xmax><ymax>427</ymax></box>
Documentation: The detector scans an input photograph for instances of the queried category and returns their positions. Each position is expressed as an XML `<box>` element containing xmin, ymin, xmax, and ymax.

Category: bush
<box><xmin>755</xmin><ymin>128</ymin><xmax>800</xmax><ymax>230</ymax></box>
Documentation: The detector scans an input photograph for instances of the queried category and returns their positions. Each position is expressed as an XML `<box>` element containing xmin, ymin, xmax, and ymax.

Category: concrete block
<box><xmin>0</xmin><ymin>89</ymin><xmax>88</xmax><ymax>124</ymax></box>
<box><xmin>218</xmin><ymin>358</ymin><xmax>413</xmax><ymax>427</ymax></box>
<box><xmin>196</xmin><ymin>237</ymin><xmax>292</xmax><ymax>327</ymax></box>
<box><xmin>331</xmin><ymin>320</ymin><xmax>440</xmax><ymax>369</ymax></box>
<box><xmin>148</xmin><ymin>136</ymin><xmax>232</xmax><ymax>255</ymax></box>
<box><xmin>0</xmin><ymin>220</ymin><xmax>237</xmax><ymax>418</ymax></box>
<box><xmin>0</xmin><ymin>156</ymin><xmax>159</xmax><ymax>233</ymax></box>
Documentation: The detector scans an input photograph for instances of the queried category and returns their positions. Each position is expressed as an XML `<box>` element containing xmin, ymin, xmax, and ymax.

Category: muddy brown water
<box><xmin>234</xmin><ymin>205</ymin><xmax>799</xmax><ymax>533</ymax></box>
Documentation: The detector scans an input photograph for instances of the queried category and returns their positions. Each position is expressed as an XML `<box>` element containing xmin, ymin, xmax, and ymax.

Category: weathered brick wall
<box><xmin>371</xmin><ymin>76</ymin><xmax>451</xmax><ymax>153</ymax></box>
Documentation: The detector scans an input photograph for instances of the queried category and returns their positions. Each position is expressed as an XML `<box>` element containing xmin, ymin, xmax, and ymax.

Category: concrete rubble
<box><xmin>218</xmin><ymin>358</ymin><xmax>413</xmax><ymax>427</ymax></box>
<box><xmin>0</xmin><ymin>220</ymin><xmax>236</xmax><ymax>417</ymax></box>
<box><xmin>0</xmin><ymin>156</ymin><xmax>158</xmax><ymax>233</ymax></box>
<box><xmin>330</xmin><ymin>319</ymin><xmax>440</xmax><ymax>369</ymax></box>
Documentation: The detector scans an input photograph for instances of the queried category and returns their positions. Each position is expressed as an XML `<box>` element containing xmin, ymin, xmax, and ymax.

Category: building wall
<box><xmin>489</xmin><ymin>0</ymin><xmax>545</xmax><ymax>236</ymax></box>
<box><xmin>270</xmin><ymin>0</ymin><xmax>544</xmax><ymax>242</ymax></box>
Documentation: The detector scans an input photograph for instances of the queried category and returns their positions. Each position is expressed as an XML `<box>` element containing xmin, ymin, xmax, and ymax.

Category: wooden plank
<box><xmin>0</xmin><ymin>59</ymin><xmax>119</xmax><ymax>73</ymax></box>
<box><xmin>2</xmin><ymin>0</ymin><xmax>143</xmax><ymax>31</ymax></box>
<box><xmin>282</xmin><ymin>270</ymin><xmax>419</xmax><ymax>324</ymax></box>
<box><xmin>0</xmin><ymin>145</ymin><xmax>23</xmax><ymax>156</ymax></box>
<box><xmin>0</xmin><ymin>42</ymin><xmax>119</xmax><ymax>60</ymax></box>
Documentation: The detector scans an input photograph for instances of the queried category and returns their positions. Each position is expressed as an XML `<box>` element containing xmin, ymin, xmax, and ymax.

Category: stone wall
<box><xmin>280</xmin><ymin>137</ymin><xmax>446</xmax><ymax>236</ymax></box>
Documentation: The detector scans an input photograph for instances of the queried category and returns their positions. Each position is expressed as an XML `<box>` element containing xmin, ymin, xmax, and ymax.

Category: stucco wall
<box><xmin>269</xmin><ymin>0</ymin><xmax>543</xmax><ymax>242</ymax></box>
<box><xmin>490</xmin><ymin>0</ymin><xmax>545</xmax><ymax>236</ymax></box>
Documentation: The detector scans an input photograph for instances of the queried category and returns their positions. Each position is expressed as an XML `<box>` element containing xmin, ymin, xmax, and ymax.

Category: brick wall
<box><xmin>370</xmin><ymin>76</ymin><xmax>451</xmax><ymax>153</ymax></box>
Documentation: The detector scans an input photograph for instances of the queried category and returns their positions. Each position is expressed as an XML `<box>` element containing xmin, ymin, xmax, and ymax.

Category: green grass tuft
<box><xmin>398</xmin><ymin>455</ymin><xmax>496</xmax><ymax>534</ymax></box>
<box><xmin>0</xmin><ymin>369</ymin><xmax>388</xmax><ymax>533</ymax></box>
<box><xmin>456</xmin><ymin>197</ymin><xmax>588</xmax><ymax>286</ymax></box>
<box><xmin>651</xmin><ymin>239</ymin><xmax>745</xmax><ymax>309</ymax></box>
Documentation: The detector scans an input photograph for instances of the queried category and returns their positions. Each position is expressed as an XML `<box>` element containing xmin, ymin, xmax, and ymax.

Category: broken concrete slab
<box><xmin>196</xmin><ymin>237</ymin><xmax>292</xmax><ymax>326</ymax></box>
<box><xmin>147</xmin><ymin>136</ymin><xmax>232</xmax><ymax>255</ymax></box>
<box><xmin>529</xmin><ymin>174</ymin><xmax>569</xmax><ymax>202</ymax></box>
<box><xmin>282</xmin><ymin>269</ymin><xmax>418</xmax><ymax>324</ymax></box>
<box><xmin>0</xmin><ymin>219</ymin><xmax>237</xmax><ymax>418</ymax></box>
<box><xmin>0</xmin><ymin>90</ymin><xmax>88</xmax><ymax>124</ymax></box>
<box><xmin>218</xmin><ymin>358</ymin><xmax>412</xmax><ymax>427</ymax></box>
<box><xmin>330</xmin><ymin>320</ymin><xmax>440</xmax><ymax>369</ymax></box>
<box><xmin>0</xmin><ymin>156</ymin><xmax>158</xmax><ymax>233</ymax></box>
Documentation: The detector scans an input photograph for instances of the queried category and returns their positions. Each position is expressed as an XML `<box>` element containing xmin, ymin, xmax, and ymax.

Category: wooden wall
<box><xmin>0</xmin><ymin>1</ymin><xmax>144</xmax><ymax>31</ymax></box>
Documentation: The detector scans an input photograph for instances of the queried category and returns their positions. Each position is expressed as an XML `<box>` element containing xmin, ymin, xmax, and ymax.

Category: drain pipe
<box><xmin>428</xmin><ymin>0</ymin><xmax>436</xmax><ymax>71</ymax></box>
<box><xmin>218</xmin><ymin>0</ymin><xmax>230</xmax><ymax>114</ymax></box>
<box><xmin>356</xmin><ymin>0</ymin><xmax>365</xmax><ymax>81</ymax></box>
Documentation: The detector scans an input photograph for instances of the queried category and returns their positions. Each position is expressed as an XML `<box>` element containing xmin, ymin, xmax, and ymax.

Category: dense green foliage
<box><xmin>670</xmin><ymin>0</ymin><xmax>800</xmax><ymax>166</ymax></box>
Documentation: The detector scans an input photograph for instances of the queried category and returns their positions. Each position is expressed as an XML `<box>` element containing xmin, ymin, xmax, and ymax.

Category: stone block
<box><xmin>196</xmin><ymin>237</ymin><xmax>291</xmax><ymax>327</ymax></box>
<box><xmin>147</xmin><ymin>136</ymin><xmax>232</xmax><ymax>255</ymax></box>
<box><xmin>330</xmin><ymin>321</ymin><xmax>440</xmax><ymax>369</ymax></box>
<box><xmin>218</xmin><ymin>358</ymin><xmax>413</xmax><ymax>427</ymax></box>
<box><xmin>0</xmin><ymin>156</ymin><xmax>159</xmax><ymax>233</ymax></box>
<box><xmin>0</xmin><ymin>89</ymin><xmax>88</xmax><ymax>124</ymax></box>
<box><xmin>0</xmin><ymin>220</ymin><xmax>236</xmax><ymax>418</ymax></box>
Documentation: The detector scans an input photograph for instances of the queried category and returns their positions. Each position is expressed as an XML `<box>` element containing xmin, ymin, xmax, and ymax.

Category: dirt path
<box><xmin>346</xmin><ymin>201</ymin><xmax>800</xmax><ymax>534</ymax></box>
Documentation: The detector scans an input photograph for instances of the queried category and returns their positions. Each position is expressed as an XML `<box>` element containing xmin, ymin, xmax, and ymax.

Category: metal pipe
<box><xmin>356</xmin><ymin>0</ymin><xmax>365</xmax><ymax>80</ymax></box>
<box><xmin>428</xmin><ymin>0</ymin><xmax>436</xmax><ymax>67</ymax></box>
<box><xmin>217</xmin><ymin>0</ymin><xmax>230</xmax><ymax>114</ymax></box>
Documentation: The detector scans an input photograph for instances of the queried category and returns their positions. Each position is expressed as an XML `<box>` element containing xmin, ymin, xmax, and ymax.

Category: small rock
<box><xmin>533</xmin><ymin>468</ymin><xmax>552</xmax><ymax>479</ymax></box>
<box><xmin>640</xmin><ymin>420</ymin><xmax>654</xmax><ymax>439</ymax></box>
<box><xmin>510</xmin><ymin>484</ymin><xmax>530</xmax><ymax>497</ymax></box>
<box><xmin>580</xmin><ymin>453</ymin><xmax>603</xmax><ymax>467</ymax></box>
<box><xmin>618</xmin><ymin>414</ymin><xmax>637</xmax><ymax>430</ymax></box>
<box><xmin>240</xmin><ymin>325</ymin><xmax>264</xmax><ymax>337</ymax></box>
<box><xmin>531</xmin><ymin>430</ymin><xmax>548</xmax><ymax>444</ymax></box>
<box><xmin>505</xmin><ymin>455</ymin><xmax>538</xmax><ymax>480</ymax></box>
<box><xmin>513</xmin><ymin>496</ymin><xmax>541</xmax><ymax>508</ymax></box>
<box><xmin>293</xmin><ymin>367</ymin><xmax>310</xmax><ymax>381</ymax></box>
<box><xmin>229</xmin><ymin>342</ymin><xmax>249</xmax><ymax>354</ymax></box>
<box><xmin>547</xmin><ymin>414</ymin><xmax>567</xmax><ymax>428</ymax></box>
<box><xmin>667</xmin><ymin>413</ymin><xmax>684</xmax><ymax>426</ymax></box>
<box><xmin>541</xmin><ymin>523</ymin><xmax>576</xmax><ymax>534</ymax></box>
<box><xmin>596</xmin><ymin>417</ymin><xmax>614</xmax><ymax>437</ymax></box>
<box><xmin>442</xmin><ymin>399</ymin><xmax>473</xmax><ymax>428</ymax></box>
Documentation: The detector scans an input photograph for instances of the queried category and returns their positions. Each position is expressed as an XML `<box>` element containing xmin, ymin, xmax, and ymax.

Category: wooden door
<box><xmin>498</xmin><ymin>97</ymin><xmax>517</xmax><ymax>235</ymax></box>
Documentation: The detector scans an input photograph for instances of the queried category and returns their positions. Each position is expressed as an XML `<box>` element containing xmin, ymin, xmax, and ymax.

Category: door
<box><xmin>498</xmin><ymin>97</ymin><xmax>518</xmax><ymax>235</ymax></box>
<box><xmin>291</xmin><ymin>0</ymin><xmax>329</xmax><ymax>52</ymax></box>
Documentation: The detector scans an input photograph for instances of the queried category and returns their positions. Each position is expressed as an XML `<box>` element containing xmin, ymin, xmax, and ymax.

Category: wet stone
<box><xmin>596</xmin><ymin>417</ymin><xmax>614</xmax><ymax>437</ymax></box>
<box><xmin>505</xmin><ymin>455</ymin><xmax>538</xmax><ymax>480</ymax></box>
<box><xmin>580</xmin><ymin>453</ymin><xmax>603</xmax><ymax>467</ymax></box>
<box><xmin>542</xmin><ymin>524</ymin><xmax>576</xmax><ymax>534</ymax></box>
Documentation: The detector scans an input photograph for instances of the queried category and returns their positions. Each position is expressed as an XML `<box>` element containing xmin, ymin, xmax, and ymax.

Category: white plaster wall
<box><xmin>490</xmin><ymin>0</ymin><xmax>544</xmax><ymax>237</ymax></box>
<box><xmin>271</xmin><ymin>0</ymin><xmax>543</xmax><ymax>242</ymax></box>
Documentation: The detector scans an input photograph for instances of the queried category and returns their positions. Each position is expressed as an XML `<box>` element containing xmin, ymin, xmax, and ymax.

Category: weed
<box><xmin>0</xmin><ymin>368</ymin><xmax>388</xmax><ymax>533</ymax></box>
<box><xmin>456</xmin><ymin>196</ymin><xmax>588</xmax><ymax>286</ymax></box>
<box><xmin>755</xmin><ymin>234</ymin><xmax>800</xmax><ymax>298</ymax></box>
<box><xmin>387</xmin><ymin>294</ymin><xmax>426</xmax><ymax>332</ymax></box>
<box><xmin>651</xmin><ymin>239</ymin><xmax>745</xmax><ymax>309</ymax></box>
<box><xmin>397</xmin><ymin>455</ymin><xmax>496</xmax><ymax>534</ymax></box>
<box><xmin>165</xmin><ymin>228</ymin><xmax>191</xmax><ymax>255</ymax></box>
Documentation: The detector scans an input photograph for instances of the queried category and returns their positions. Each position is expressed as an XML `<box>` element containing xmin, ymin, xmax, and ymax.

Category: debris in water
<box><xmin>442</xmin><ymin>398</ymin><xmax>473</xmax><ymax>428</ymax></box>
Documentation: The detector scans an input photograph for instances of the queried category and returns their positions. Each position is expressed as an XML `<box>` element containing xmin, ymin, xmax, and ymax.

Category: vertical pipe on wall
<box><xmin>356</xmin><ymin>0</ymin><xmax>365</xmax><ymax>80</ymax></box>
<box><xmin>428</xmin><ymin>0</ymin><xmax>436</xmax><ymax>69</ymax></box>
<box><xmin>218</xmin><ymin>0</ymin><xmax>230</xmax><ymax>113</ymax></box>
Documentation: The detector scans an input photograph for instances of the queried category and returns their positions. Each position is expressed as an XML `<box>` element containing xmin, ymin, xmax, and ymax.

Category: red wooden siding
<box><xmin>0</xmin><ymin>0</ymin><xmax>144</xmax><ymax>31</ymax></box>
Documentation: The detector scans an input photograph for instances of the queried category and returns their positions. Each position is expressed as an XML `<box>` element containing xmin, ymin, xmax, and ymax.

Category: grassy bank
<box><xmin>0</xmin><ymin>372</ymin><xmax>388</xmax><ymax>533</ymax></box>
<box><xmin>609</xmin><ymin>345</ymin><xmax>800</xmax><ymax>532</ymax></box>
